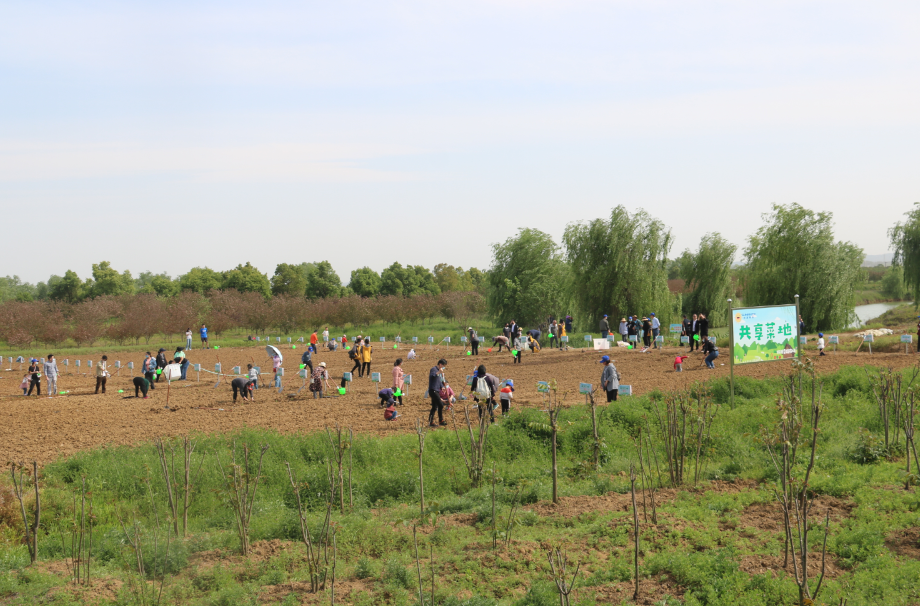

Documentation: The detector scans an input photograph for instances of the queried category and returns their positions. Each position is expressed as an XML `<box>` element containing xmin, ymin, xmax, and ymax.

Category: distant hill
<box><xmin>863</xmin><ymin>253</ymin><xmax>894</xmax><ymax>267</ymax></box>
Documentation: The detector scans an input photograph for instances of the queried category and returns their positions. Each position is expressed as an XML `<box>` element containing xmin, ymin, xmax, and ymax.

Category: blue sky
<box><xmin>2</xmin><ymin>0</ymin><xmax>918</xmax><ymax>283</ymax></box>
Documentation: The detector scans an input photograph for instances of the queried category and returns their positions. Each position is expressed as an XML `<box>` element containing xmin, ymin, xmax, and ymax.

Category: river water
<box><xmin>850</xmin><ymin>301</ymin><xmax>911</xmax><ymax>328</ymax></box>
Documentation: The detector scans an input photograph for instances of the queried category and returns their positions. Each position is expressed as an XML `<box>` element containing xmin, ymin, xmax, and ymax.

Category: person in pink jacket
<box><xmin>392</xmin><ymin>358</ymin><xmax>405</xmax><ymax>405</ymax></box>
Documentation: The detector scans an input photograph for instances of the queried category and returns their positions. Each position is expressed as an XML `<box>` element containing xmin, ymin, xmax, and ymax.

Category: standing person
<box><xmin>493</xmin><ymin>335</ymin><xmax>510</xmax><ymax>352</ymax></box>
<box><xmin>392</xmin><ymin>358</ymin><xmax>405</xmax><ymax>405</ymax></box>
<box><xmin>512</xmin><ymin>331</ymin><xmax>523</xmax><ymax>364</ymax></box>
<box><xmin>564</xmin><ymin>315</ymin><xmax>573</xmax><ymax>334</ymax></box>
<box><xmin>342</xmin><ymin>334</ymin><xmax>348</xmax><ymax>349</ymax></box>
<box><xmin>231</xmin><ymin>377</ymin><xmax>254</xmax><ymax>402</ymax></box>
<box><xmin>502</xmin><ymin>323</ymin><xmax>512</xmax><ymax>342</ymax></box>
<box><xmin>428</xmin><ymin>359</ymin><xmax>448</xmax><ymax>428</ymax></box>
<box><xmin>681</xmin><ymin>315</ymin><xmax>692</xmax><ymax>348</ymax></box>
<box><xmin>44</xmin><ymin>354</ymin><xmax>59</xmax><ymax>397</ymax></box>
<box><xmin>272</xmin><ymin>354</ymin><xmax>282</xmax><ymax>382</ymax></box>
<box><xmin>548</xmin><ymin>320</ymin><xmax>559</xmax><ymax>348</ymax></box>
<box><xmin>322</xmin><ymin>327</ymin><xmax>330</xmax><ymax>343</ymax></box>
<box><xmin>185</xmin><ymin>328</ymin><xmax>193</xmax><ymax>350</ymax></box>
<box><xmin>349</xmin><ymin>341</ymin><xmax>362</xmax><ymax>377</ymax></box>
<box><xmin>143</xmin><ymin>352</ymin><xmax>157</xmax><ymax>389</ymax></box>
<box><xmin>20</xmin><ymin>374</ymin><xmax>29</xmax><ymax>395</ymax></box>
<box><xmin>600</xmin><ymin>355</ymin><xmax>619</xmax><ymax>402</ymax></box>
<box><xmin>627</xmin><ymin>316</ymin><xmax>637</xmax><ymax>344</ymax></box>
<box><xmin>558</xmin><ymin>320</ymin><xmax>567</xmax><ymax>349</ymax></box>
<box><xmin>702</xmin><ymin>337</ymin><xmax>719</xmax><ymax>369</ymax></box>
<box><xmin>798</xmin><ymin>315</ymin><xmax>806</xmax><ymax>336</ymax></box>
<box><xmin>247</xmin><ymin>363</ymin><xmax>259</xmax><ymax>389</ymax></box>
<box><xmin>688</xmin><ymin>314</ymin><xmax>700</xmax><ymax>352</ymax></box>
<box><xmin>360</xmin><ymin>338</ymin><xmax>373</xmax><ymax>378</ymax></box>
<box><xmin>650</xmin><ymin>313</ymin><xmax>661</xmax><ymax>349</ymax></box>
<box><xmin>599</xmin><ymin>314</ymin><xmax>610</xmax><ymax>339</ymax></box>
<box><xmin>499</xmin><ymin>380</ymin><xmax>514</xmax><ymax>416</ymax></box>
<box><xmin>174</xmin><ymin>347</ymin><xmax>189</xmax><ymax>380</ymax></box>
<box><xmin>95</xmin><ymin>355</ymin><xmax>109</xmax><ymax>394</ymax></box>
<box><xmin>471</xmin><ymin>365</ymin><xmax>498</xmax><ymax>423</ymax></box>
<box><xmin>27</xmin><ymin>358</ymin><xmax>41</xmax><ymax>396</ymax></box>
<box><xmin>133</xmin><ymin>376</ymin><xmax>151</xmax><ymax>399</ymax></box>
<box><xmin>817</xmin><ymin>333</ymin><xmax>826</xmax><ymax>356</ymax></box>
<box><xmin>155</xmin><ymin>348</ymin><xmax>168</xmax><ymax>382</ymax></box>
<box><xmin>301</xmin><ymin>347</ymin><xmax>313</xmax><ymax>377</ymax></box>
<box><xmin>199</xmin><ymin>324</ymin><xmax>209</xmax><ymax>348</ymax></box>
<box><xmin>310</xmin><ymin>330</ymin><xmax>318</xmax><ymax>353</ymax></box>
<box><xmin>468</xmin><ymin>327</ymin><xmax>479</xmax><ymax>355</ymax></box>
<box><xmin>310</xmin><ymin>362</ymin><xmax>329</xmax><ymax>398</ymax></box>
<box><xmin>618</xmin><ymin>318</ymin><xmax>628</xmax><ymax>343</ymax></box>
<box><xmin>698</xmin><ymin>313</ymin><xmax>710</xmax><ymax>344</ymax></box>
<box><xmin>641</xmin><ymin>317</ymin><xmax>652</xmax><ymax>348</ymax></box>
<box><xmin>509</xmin><ymin>320</ymin><xmax>519</xmax><ymax>340</ymax></box>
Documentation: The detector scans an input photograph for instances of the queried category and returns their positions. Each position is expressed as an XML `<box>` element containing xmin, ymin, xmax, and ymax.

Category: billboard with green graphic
<box><xmin>731</xmin><ymin>305</ymin><xmax>798</xmax><ymax>365</ymax></box>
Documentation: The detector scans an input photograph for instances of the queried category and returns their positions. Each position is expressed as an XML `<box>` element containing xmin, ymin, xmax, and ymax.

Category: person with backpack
<box><xmin>471</xmin><ymin>364</ymin><xmax>499</xmax><ymax>423</ymax></box>
<box><xmin>349</xmin><ymin>341</ymin><xmax>362</xmax><ymax>377</ymax></box>
<box><xmin>301</xmin><ymin>347</ymin><xmax>314</xmax><ymax>377</ymax></box>
<box><xmin>600</xmin><ymin>355</ymin><xmax>619</xmax><ymax>402</ymax></box>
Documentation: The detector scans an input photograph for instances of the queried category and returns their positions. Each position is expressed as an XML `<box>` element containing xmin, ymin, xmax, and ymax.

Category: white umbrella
<box><xmin>266</xmin><ymin>345</ymin><xmax>282</xmax><ymax>362</ymax></box>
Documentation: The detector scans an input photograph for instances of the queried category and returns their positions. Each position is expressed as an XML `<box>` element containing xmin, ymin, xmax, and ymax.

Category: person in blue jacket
<box><xmin>199</xmin><ymin>324</ymin><xmax>209</xmax><ymax>348</ymax></box>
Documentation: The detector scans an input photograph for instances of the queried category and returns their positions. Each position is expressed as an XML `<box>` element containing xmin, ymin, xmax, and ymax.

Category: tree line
<box><xmin>488</xmin><ymin>203</ymin><xmax>868</xmax><ymax>332</ymax></box>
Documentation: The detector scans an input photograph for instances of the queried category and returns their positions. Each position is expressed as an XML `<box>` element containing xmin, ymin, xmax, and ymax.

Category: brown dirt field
<box><xmin>886</xmin><ymin>527</ymin><xmax>920</xmax><ymax>559</ymax></box>
<box><xmin>0</xmin><ymin>343</ymin><xmax>915</xmax><ymax>465</ymax></box>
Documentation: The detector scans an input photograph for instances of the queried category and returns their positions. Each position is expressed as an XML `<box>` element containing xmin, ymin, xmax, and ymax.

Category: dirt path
<box><xmin>0</xmin><ymin>343</ymin><xmax>914</xmax><ymax>464</ymax></box>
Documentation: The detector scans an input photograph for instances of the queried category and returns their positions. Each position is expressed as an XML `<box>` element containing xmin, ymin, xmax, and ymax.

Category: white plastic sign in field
<box><xmin>902</xmin><ymin>335</ymin><xmax>913</xmax><ymax>343</ymax></box>
<box><xmin>76</xmin><ymin>360</ymin><xmax>81</xmax><ymax>367</ymax></box>
<box><xmin>460</xmin><ymin>336</ymin><xmax>467</xmax><ymax>343</ymax></box>
<box><xmin>127</xmin><ymin>362</ymin><xmax>134</xmax><ymax>369</ymax></box>
<box><xmin>593</xmin><ymin>339</ymin><xmax>610</xmax><ymax>350</ymax></box>
<box><xmin>619</xmin><ymin>385</ymin><xmax>632</xmax><ymax>396</ymax></box>
<box><xmin>215</xmin><ymin>363</ymin><xmax>221</xmax><ymax>373</ymax></box>
<box><xmin>584</xmin><ymin>335</ymin><xmax>592</xmax><ymax>342</ymax></box>
<box><xmin>299</xmin><ymin>369</ymin><xmax>307</xmax><ymax>378</ymax></box>
<box><xmin>561</xmin><ymin>336</ymin><xmax>569</xmax><ymax>342</ymax></box>
<box><xmin>579</xmin><ymin>383</ymin><xmax>592</xmax><ymax>394</ymax></box>
<box><xmin>863</xmin><ymin>334</ymin><xmax>875</xmax><ymax>342</ymax></box>
<box><xmin>680</xmin><ymin>336</ymin><xmax>690</xmax><ymax>344</ymax></box>
<box><xmin>404</xmin><ymin>375</ymin><xmax>412</xmax><ymax>385</ymax></box>
<box><xmin>655</xmin><ymin>336</ymin><xmax>664</xmax><ymax>343</ymax></box>
<box><xmin>343</xmin><ymin>372</ymin><xmax>353</xmax><ymax>382</ymax></box>
<box><xmin>606</xmin><ymin>334</ymin><xmax>615</xmax><ymax>342</ymax></box>
<box><xmin>380</xmin><ymin>337</ymin><xmax>385</xmax><ymax>342</ymax></box>
<box><xmin>428</xmin><ymin>337</ymin><xmax>434</xmax><ymax>343</ymax></box>
<box><xmin>232</xmin><ymin>366</ymin><xmax>241</xmax><ymax>374</ymax></box>
<box><xmin>445</xmin><ymin>337</ymin><xmax>451</xmax><ymax>343</ymax></box>
<box><xmin>670</xmin><ymin>324</ymin><xmax>682</xmax><ymax>333</ymax></box>
<box><xmin>277</xmin><ymin>368</ymin><xmax>284</xmax><ymax>376</ymax></box>
<box><xmin>412</xmin><ymin>337</ymin><xmax>418</xmax><ymax>343</ymax></box>
<box><xmin>829</xmin><ymin>335</ymin><xmax>839</xmax><ymax>344</ymax></box>
<box><xmin>466</xmin><ymin>375</ymin><xmax>473</xmax><ymax>385</ymax></box>
<box><xmin>537</xmin><ymin>381</ymin><xmax>549</xmax><ymax>393</ymax></box>
<box><xmin>193</xmin><ymin>364</ymin><xmax>201</xmax><ymax>371</ymax></box>
<box><xmin>396</xmin><ymin>336</ymin><xmax>401</xmax><ymax>343</ymax></box>
<box><xmin>628</xmin><ymin>335</ymin><xmax>638</xmax><ymax>342</ymax></box>
<box><xmin>63</xmin><ymin>359</ymin><xmax>68</xmax><ymax>366</ymax></box>
<box><xmin>799</xmin><ymin>336</ymin><xmax>807</xmax><ymax>345</ymax></box>
<box><xmin>371</xmin><ymin>372</ymin><xmax>381</xmax><ymax>382</ymax></box>
<box><xmin>115</xmin><ymin>360</ymin><xmax>121</xmax><ymax>368</ymax></box>
<box><xmin>287</xmin><ymin>337</ymin><xmax>292</xmax><ymax>343</ymax></box>
<box><xmin>298</xmin><ymin>337</ymin><xmax>304</xmax><ymax>342</ymax></box>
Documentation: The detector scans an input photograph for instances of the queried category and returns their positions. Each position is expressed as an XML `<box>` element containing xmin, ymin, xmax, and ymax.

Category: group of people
<box><xmin>490</xmin><ymin>320</ymin><xmax>553</xmax><ymax>363</ymax></box>
<box><xmin>20</xmin><ymin>355</ymin><xmax>60</xmax><ymax>397</ymax></box>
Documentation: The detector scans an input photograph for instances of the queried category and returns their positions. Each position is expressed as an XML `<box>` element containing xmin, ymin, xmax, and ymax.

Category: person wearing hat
<box><xmin>641</xmin><ymin>317</ymin><xmax>652</xmax><ymax>348</ymax></box>
<box><xmin>600</xmin><ymin>355</ymin><xmax>619</xmax><ymax>402</ymax></box>
<box><xmin>599</xmin><ymin>314</ymin><xmax>610</xmax><ymax>339</ymax></box>
<box><xmin>428</xmin><ymin>359</ymin><xmax>448</xmax><ymax>427</ymax></box>
<box><xmin>626</xmin><ymin>316</ymin><xmax>638</xmax><ymax>344</ymax></box>
<box><xmin>468</xmin><ymin>327</ymin><xmax>479</xmax><ymax>355</ymax></box>
<box><xmin>650</xmin><ymin>313</ymin><xmax>661</xmax><ymax>349</ymax></box>
<box><xmin>231</xmin><ymin>376</ymin><xmax>255</xmax><ymax>402</ymax></box>
<box><xmin>618</xmin><ymin>318</ymin><xmax>628</xmax><ymax>342</ymax></box>
<box><xmin>155</xmin><ymin>348</ymin><xmax>168</xmax><ymax>382</ymax></box>
<box><xmin>310</xmin><ymin>361</ymin><xmax>330</xmax><ymax>398</ymax></box>
<box><xmin>817</xmin><ymin>333</ymin><xmax>826</xmax><ymax>356</ymax></box>
<box><xmin>27</xmin><ymin>358</ymin><xmax>41</xmax><ymax>396</ymax></box>
<box><xmin>143</xmin><ymin>352</ymin><xmax>157</xmax><ymax>390</ymax></box>
<box><xmin>499</xmin><ymin>379</ymin><xmax>515</xmax><ymax>416</ymax></box>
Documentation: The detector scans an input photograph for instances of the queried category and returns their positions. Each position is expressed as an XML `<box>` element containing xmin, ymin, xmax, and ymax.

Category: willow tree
<box><xmin>678</xmin><ymin>233</ymin><xmax>737</xmax><ymax>326</ymax></box>
<box><xmin>487</xmin><ymin>228</ymin><xmax>567</xmax><ymax>326</ymax></box>
<box><xmin>889</xmin><ymin>203</ymin><xmax>920</xmax><ymax>304</ymax></box>
<box><xmin>743</xmin><ymin>203</ymin><xmax>862</xmax><ymax>332</ymax></box>
<box><xmin>563</xmin><ymin>206</ymin><xmax>674</xmax><ymax>329</ymax></box>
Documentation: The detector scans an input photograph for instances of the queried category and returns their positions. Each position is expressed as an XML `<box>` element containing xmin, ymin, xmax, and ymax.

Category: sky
<box><xmin>2</xmin><ymin>0</ymin><xmax>919</xmax><ymax>284</ymax></box>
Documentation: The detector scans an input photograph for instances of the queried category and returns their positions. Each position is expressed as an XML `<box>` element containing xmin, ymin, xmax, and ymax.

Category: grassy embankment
<box><xmin>2</xmin><ymin>366</ymin><xmax>920</xmax><ymax>605</ymax></box>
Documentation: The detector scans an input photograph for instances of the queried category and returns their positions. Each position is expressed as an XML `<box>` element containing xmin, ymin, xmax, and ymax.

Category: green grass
<box><xmin>2</xmin><ymin>366</ymin><xmax>920</xmax><ymax>604</ymax></box>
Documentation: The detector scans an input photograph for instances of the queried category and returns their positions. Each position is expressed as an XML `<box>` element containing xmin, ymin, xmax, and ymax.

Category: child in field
<box><xmin>817</xmin><ymin>333</ymin><xmax>826</xmax><ymax>356</ymax></box>
<box><xmin>439</xmin><ymin>382</ymin><xmax>456</xmax><ymax>410</ymax></box>
<box><xmin>20</xmin><ymin>374</ymin><xmax>29</xmax><ymax>395</ymax></box>
<box><xmin>499</xmin><ymin>379</ymin><xmax>514</xmax><ymax>416</ymax></box>
<box><xmin>674</xmin><ymin>355</ymin><xmax>689</xmax><ymax>372</ymax></box>
<box><xmin>407</xmin><ymin>348</ymin><xmax>417</xmax><ymax>360</ymax></box>
<box><xmin>342</xmin><ymin>334</ymin><xmax>348</xmax><ymax>348</ymax></box>
<box><xmin>384</xmin><ymin>401</ymin><xmax>399</xmax><ymax>421</ymax></box>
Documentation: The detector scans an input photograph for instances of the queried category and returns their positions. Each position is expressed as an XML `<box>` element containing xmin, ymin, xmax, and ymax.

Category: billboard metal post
<box><xmin>728</xmin><ymin>298</ymin><xmax>734</xmax><ymax>409</ymax></box>
<box><xmin>794</xmin><ymin>295</ymin><xmax>801</xmax><ymax>360</ymax></box>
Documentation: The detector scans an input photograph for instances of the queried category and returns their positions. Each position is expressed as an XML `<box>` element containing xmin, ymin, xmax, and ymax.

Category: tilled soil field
<box><xmin>0</xmin><ymin>343</ymin><xmax>914</xmax><ymax>464</ymax></box>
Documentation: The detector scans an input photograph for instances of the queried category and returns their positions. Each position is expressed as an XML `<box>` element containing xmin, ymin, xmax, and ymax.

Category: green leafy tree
<box><xmin>222</xmin><ymin>262</ymin><xmax>271</xmax><ymax>298</ymax></box>
<box><xmin>91</xmin><ymin>261</ymin><xmax>135</xmax><ymax>297</ymax></box>
<box><xmin>349</xmin><ymin>267</ymin><xmax>382</xmax><ymax>297</ymax></box>
<box><xmin>305</xmin><ymin>261</ymin><xmax>342</xmax><ymax>299</ymax></box>
<box><xmin>677</xmin><ymin>233</ymin><xmax>737</xmax><ymax>326</ymax></box>
<box><xmin>433</xmin><ymin>263</ymin><xmax>462</xmax><ymax>292</ymax></box>
<box><xmin>743</xmin><ymin>203</ymin><xmax>862</xmax><ymax>331</ymax></box>
<box><xmin>48</xmin><ymin>270</ymin><xmax>86</xmax><ymax>303</ymax></box>
<box><xmin>271</xmin><ymin>263</ymin><xmax>309</xmax><ymax>296</ymax></box>
<box><xmin>380</xmin><ymin>263</ymin><xmax>440</xmax><ymax>297</ymax></box>
<box><xmin>889</xmin><ymin>203</ymin><xmax>920</xmax><ymax>303</ymax></box>
<box><xmin>151</xmin><ymin>275</ymin><xmax>180</xmax><ymax>297</ymax></box>
<box><xmin>563</xmin><ymin>206</ymin><xmax>675</xmax><ymax>329</ymax></box>
<box><xmin>880</xmin><ymin>265</ymin><xmax>906</xmax><ymax>300</ymax></box>
<box><xmin>178</xmin><ymin>267</ymin><xmax>224</xmax><ymax>294</ymax></box>
<box><xmin>487</xmin><ymin>228</ymin><xmax>566</xmax><ymax>326</ymax></box>
<box><xmin>0</xmin><ymin>276</ymin><xmax>37</xmax><ymax>303</ymax></box>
